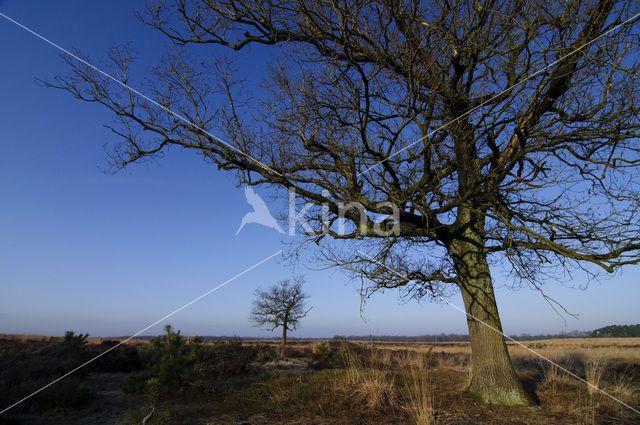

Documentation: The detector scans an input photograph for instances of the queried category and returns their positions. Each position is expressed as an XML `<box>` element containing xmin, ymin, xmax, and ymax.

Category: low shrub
<box><xmin>40</xmin><ymin>331</ymin><xmax>89</xmax><ymax>356</ymax></box>
<box><xmin>309</xmin><ymin>341</ymin><xmax>341</xmax><ymax>369</ymax></box>
<box><xmin>125</xmin><ymin>325</ymin><xmax>203</xmax><ymax>401</ymax></box>
<box><xmin>200</xmin><ymin>339</ymin><xmax>257</xmax><ymax>376</ymax></box>
<box><xmin>0</xmin><ymin>337</ymin><xmax>98</xmax><ymax>416</ymax></box>
<box><xmin>93</xmin><ymin>342</ymin><xmax>141</xmax><ymax>373</ymax></box>
<box><xmin>254</xmin><ymin>345</ymin><xmax>279</xmax><ymax>364</ymax></box>
<box><xmin>36</xmin><ymin>377</ymin><xmax>95</xmax><ymax>410</ymax></box>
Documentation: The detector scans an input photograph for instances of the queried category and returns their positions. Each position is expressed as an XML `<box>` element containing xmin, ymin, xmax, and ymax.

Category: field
<box><xmin>1</xmin><ymin>334</ymin><xmax>639</xmax><ymax>424</ymax></box>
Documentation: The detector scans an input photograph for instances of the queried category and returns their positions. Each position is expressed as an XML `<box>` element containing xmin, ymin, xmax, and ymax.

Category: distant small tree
<box><xmin>58</xmin><ymin>330</ymin><xmax>89</xmax><ymax>353</ymax></box>
<box><xmin>250</xmin><ymin>277</ymin><xmax>310</xmax><ymax>357</ymax></box>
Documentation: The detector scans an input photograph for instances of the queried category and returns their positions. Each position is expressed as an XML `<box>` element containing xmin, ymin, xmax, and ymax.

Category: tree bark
<box><xmin>280</xmin><ymin>316</ymin><xmax>288</xmax><ymax>358</ymax></box>
<box><xmin>449</xmin><ymin>236</ymin><xmax>534</xmax><ymax>405</ymax></box>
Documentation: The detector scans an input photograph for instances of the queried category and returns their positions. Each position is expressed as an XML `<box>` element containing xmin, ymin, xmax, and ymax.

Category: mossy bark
<box><xmin>280</xmin><ymin>313</ymin><xmax>288</xmax><ymax>358</ymax></box>
<box><xmin>450</xmin><ymin>236</ymin><xmax>534</xmax><ymax>406</ymax></box>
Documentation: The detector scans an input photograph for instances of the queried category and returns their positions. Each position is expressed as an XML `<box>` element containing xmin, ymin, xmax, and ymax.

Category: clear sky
<box><xmin>0</xmin><ymin>0</ymin><xmax>638</xmax><ymax>339</ymax></box>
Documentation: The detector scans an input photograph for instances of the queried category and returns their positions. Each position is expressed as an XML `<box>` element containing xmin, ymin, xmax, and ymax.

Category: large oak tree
<box><xmin>47</xmin><ymin>0</ymin><xmax>640</xmax><ymax>405</ymax></box>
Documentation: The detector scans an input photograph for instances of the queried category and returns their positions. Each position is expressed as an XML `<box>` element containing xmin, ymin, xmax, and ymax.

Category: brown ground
<box><xmin>1</xmin><ymin>335</ymin><xmax>639</xmax><ymax>424</ymax></box>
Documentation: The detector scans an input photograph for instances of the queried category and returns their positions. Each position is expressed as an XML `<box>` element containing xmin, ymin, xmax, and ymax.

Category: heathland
<box><xmin>1</xmin><ymin>332</ymin><xmax>639</xmax><ymax>424</ymax></box>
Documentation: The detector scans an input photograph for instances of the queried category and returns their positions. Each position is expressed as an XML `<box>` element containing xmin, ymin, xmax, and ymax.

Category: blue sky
<box><xmin>0</xmin><ymin>0</ymin><xmax>638</xmax><ymax>338</ymax></box>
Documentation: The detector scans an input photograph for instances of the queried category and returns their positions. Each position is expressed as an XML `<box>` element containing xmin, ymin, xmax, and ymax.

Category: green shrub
<box><xmin>254</xmin><ymin>345</ymin><xmax>279</xmax><ymax>364</ymax></box>
<box><xmin>93</xmin><ymin>342</ymin><xmax>140</xmax><ymax>372</ymax></box>
<box><xmin>127</xmin><ymin>325</ymin><xmax>202</xmax><ymax>401</ymax></box>
<box><xmin>310</xmin><ymin>341</ymin><xmax>342</xmax><ymax>369</ymax></box>
<box><xmin>59</xmin><ymin>331</ymin><xmax>89</xmax><ymax>352</ymax></box>
<box><xmin>200</xmin><ymin>339</ymin><xmax>257</xmax><ymax>375</ymax></box>
<box><xmin>40</xmin><ymin>331</ymin><xmax>90</xmax><ymax>357</ymax></box>
<box><xmin>36</xmin><ymin>377</ymin><xmax>94</xmax><ymax>410</ymax></box>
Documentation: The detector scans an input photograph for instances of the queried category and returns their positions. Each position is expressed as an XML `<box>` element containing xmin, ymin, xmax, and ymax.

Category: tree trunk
<box><xmin>450</xmin><ymin>238</ymin><xmax>534</xmax><ymax>406</ymax></box>
<box><xmin>280</xmin><ymin>323</ymin><xmax>287</xmax><ymax>358</ymax></box>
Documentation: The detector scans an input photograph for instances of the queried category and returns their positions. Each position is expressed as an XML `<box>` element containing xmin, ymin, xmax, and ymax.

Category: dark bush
<box><xmin>92</xmin><ymin>343</ymin><xmax>141</xmax><ymax>373</ymax></box>
<box><xmin>125</xmin><ymin>325</ymin><xmax>203</xmax><ymax>401</ymax></box>
<box><xmin>309</xmin><ymin>341</ymin><xmax>342</xmax><ymax>370</ymax></box>
<box><xmin>58</xmin><ymin>331</ymin><xmax>89</xmax><ymax>353</ymax></box>
<box><xmin>126</xmin><ymin>333</ymin><xmax>261</xmax><ymax>402</ymax></box>
<box><xmin>283</xmin><ymin>346</ymin><xmax>308</xmax><ymax>358</ymax></box>
<box><xmin>36</xmin><ymin>378</ymin><xmax>94</xmax><ymax>410</ymax></box>
<box><xmin>124</xmin><ymin>368</ymin><xmax>153</xmax><ymax>396</ymax></box>
<box><xmin>200</xmin><ymin>340</ymin><xmax>257</xmax><ymax>376</ymax></box>
<box><xmin>0</xmin><ymin>351</ymin><xmax>94</xmax><ymax>415</ymax></box>
<box><xmin>254</xmin><ymin>345</ymin><xmax>279</xmax><ymax>364</ymax></box>
<box><xmin>99</xmin><ymin>339</ymin><xmax>120</xmax><ymax>348</ymax></box>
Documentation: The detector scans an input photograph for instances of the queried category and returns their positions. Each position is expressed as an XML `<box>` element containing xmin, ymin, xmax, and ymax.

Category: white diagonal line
<box><xmin>443</xmin><ymin>302</ymin><xmax>640</xmax><ymax>414</ymax></box>
<box><xmin>0</xmin><ymin>11</ymin><xmax>282</xmax><ymax>177</ymax></box>
<box><xmin>357</xmin><ymin>11</ymin><xmax>640</xmax><ymax>177</ymax></box>
<box><xmin>0</xmin><ymin>249</ymin><xmax>281</xmax><ymax>415</ymax></box>
<box><xmin>357</xmin><ymin>249</ymin><xmax>640</xmax><ymax>415</ymax></box>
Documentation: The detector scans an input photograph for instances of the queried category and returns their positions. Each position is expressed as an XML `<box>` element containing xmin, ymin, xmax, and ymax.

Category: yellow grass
<box><xmin>397</xmin><ymin>352</ymin><xmax>436</xmax><ymax>425</ymax></box>
<box><xmin>606</xmin><ymin>372</ymin><xmax>640</xmax><ymax>408</ymax></box>
<box><xmin>340</xmin><ymin>338</ymin><xmax>640</xmax><ymax>366</ymax></box>
<box><xmin>585</xmin><ymin>357</ymin><xmax>607</xmax><ymax>396</ymax></box>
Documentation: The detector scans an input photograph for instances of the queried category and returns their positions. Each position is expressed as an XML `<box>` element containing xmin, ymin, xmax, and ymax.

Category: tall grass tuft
<box><xmin>585</xmin><ymin>357</ymin><xmax>607</xmax><ymax>396</ymax></box>
<box><xmin>357</xmin><ymin>369</ymin><xmax>394</xmax><ymax>411</ymax></box>
<box><xmin>605</xmin><ymin>370</ymin><xmax>640</xmax><ymax>414</ymax></box>
<box><xmin>397</xmin><ymin>352</ymin><xmax>436</xmax><ymax>425</ymax></box>
<box><xmin>541</xmin><ymin>358</ymin><xmax>574</xmax><ymax>394</ymax></box>
<box><xmin>340</xmin><ymin>344</ymin><xmax>363</xmax><ymax>387</ymax></box>
<box><xmin>338</xmin><ymin>344</ymin><xmax>394</xmax><ymax>411</ymax></box>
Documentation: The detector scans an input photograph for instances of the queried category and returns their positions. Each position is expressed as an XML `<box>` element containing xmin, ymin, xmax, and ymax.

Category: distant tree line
<box><xmin>589</xmin><ymin>324</ymin><xmax>640</xmax><ymax>338</ymax></box>
<box><xmin>121</xmin><ymin>324</ymin><xmax>640</xmax><ymax>343</ymax></box>
<box><xmin>508</xmin><ymin>330</ymin><xmax>590</xmax><ymax>341</ymax></box>
<box><xmin>337</xmin><ymin>331</ymin><xmax>591</xmax><ymax>342</ymax></box>
<box><xmin>334</xmin><ymin>334</ymin><xmax>471</xmax><ymax>342</ymax></box>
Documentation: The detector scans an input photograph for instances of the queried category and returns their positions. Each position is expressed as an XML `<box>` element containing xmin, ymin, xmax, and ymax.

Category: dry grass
<box><xmin>399</xmin><ymin>368</ymin><xmax>435</xmax><ymax>425</ymax></box>
<box><xmin>338</xmin><ymin>345</ymin><xmax>394</xmax><ymax>411</ymax></box>
<box><xmin>397</xmin><ymin>353</ymin><xmax>436</xmax><ymax>425</ymax></box>
<box><xmin>350</xmin><ymin>338</ymin><xmax>640</xmax><ymax>365</ymax></box>
<box><xmin>340</xmin><ymin>345</ymin><xmax>363</xmax><ymax>386</ymax></box>
<box><xmin>335</xmin><ymin>346</ymin><xmax>436</xmax><ymax>423</ymax></box>
<box><xmin>355</xmin><ymin>370</ymin><xmax>395</xmax><ymax>411</ymax></box>
<box><xmin>541</xmin><ymin>360</ymin><xmax>575</xmax><ymax>394</ymax></box>
<box><xmin>5</xmin><ymin>335</ymin><xmax>639</xmax><ymax>424</ymax></box>
<box><xmin>267</xmin><ymin>379</ymin><xmax>296</xmax><ymax>406</ymax></box>
<box><xmin>585</xmin><ymin>357</ymin><xmax>607</xmax><ymax>396</ymax></box>
<box><xmin>576</xmin><ymin>393</ymin><xmax>598</xmax><ymax>425</ymax></box>
<box><xmin>344</xmin><ymin>337</ymin><xmax>640</xmax><ymax>423</ymax></box>
<box><xmin>607</xmin><ymin>372</ymin><xmax>640</xmax><ymax>407</ymax></box>
<box><xmin>529</xmin><ymin>347</ymin><xmax>640</xmax><ymax>423</ymax></box>
<box><xmin>246</xmin><ymin>337</ymin><xmax>640</xmax><ymax>423</ymax></box>
<box><xmin>508</xmin><ymin>338</ymin><xmax>640</xmax><ymax>365</ymax></box>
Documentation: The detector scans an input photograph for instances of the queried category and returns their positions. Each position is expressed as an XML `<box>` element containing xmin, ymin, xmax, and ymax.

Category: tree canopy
<box><xmin>46</xmin><ymin>0</ymin><xmax>640</xmax><ymax>405</ymax></box>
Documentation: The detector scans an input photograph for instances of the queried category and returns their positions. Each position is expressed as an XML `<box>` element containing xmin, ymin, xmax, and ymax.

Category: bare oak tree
<box><xmin>250</xmin><ymin>277</ymin><xmax>310</xmax><ymax>357</ymax></box>
<box><xmin>45</xmin><ymin>0</ymin><xmax>640</xmax><ymax>405</ymax></box>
